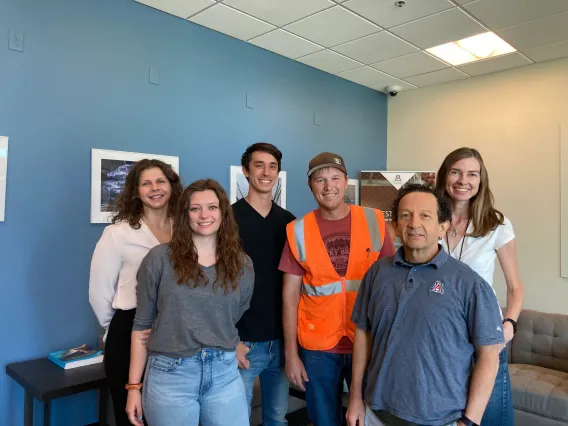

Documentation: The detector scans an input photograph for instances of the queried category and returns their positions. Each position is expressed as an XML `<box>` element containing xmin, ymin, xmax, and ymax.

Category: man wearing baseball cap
<box><xmin>279</xmin><ymin>152</ymin><xmax>395</xmax><ymax>426</ymax></box>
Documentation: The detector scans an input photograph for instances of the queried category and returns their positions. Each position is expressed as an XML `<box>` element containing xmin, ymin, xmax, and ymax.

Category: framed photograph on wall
<box><xmin>561</xmin><ymin>123</ymin><xmax>568</xmax><ymax>278</ymax></box>
<box><xmin>91</xmin><ymin>149</ymin><xmax>179</xmax><ymax>223</ymax></box>
<box><xmin>346</xmin><ymin>178</ymin><xmax>359</xmax><ymax>205</ymax></box>
<box><xmin>0</xmin><ymin>136</ymin><xmax>8</xmax><ymax>222</ymax></box>
<box><xmin>361</xmin><ymin>171</ymin><xmax>436</xmax><ymax>249</ymax></box>
<box><xmin>229</xmin><ymin>165</ymin><xmax>287</xmax><ymax>208</ymax></box>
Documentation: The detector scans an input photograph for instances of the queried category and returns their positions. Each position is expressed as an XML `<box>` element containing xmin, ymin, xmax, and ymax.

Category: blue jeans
<box><xmin>239</xmin><ymin>339</ymin><xmax>289</xmax><ymax>425</ymax></box>
<box><xmin>480</xmin><ymin>350</ymin><xmax>514</xmax><ymax>426</ymax></box>
<box><xmin>300</xmin><ymin>347</ymin><xmax>353</xmax><ymax>426</ymax></box>
<box><xmin>142</xmin><ymin>349</ymin><xmax>249</xmax><ymax>426</ymax></box>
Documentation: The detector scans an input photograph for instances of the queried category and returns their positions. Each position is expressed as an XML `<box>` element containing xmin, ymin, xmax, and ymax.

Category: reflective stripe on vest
<box><xmin>293</xmin><ymin>207</ymin><xmax>382</xmax><ymax>263</ymax></box>
<box><xmin>293</xmin><ymin>218</ymin><xmax>307</xmax><ymax>263</ymax></box>
<box><xmin>302</xmin><ymin>279</ymin><xmax>362</xmax><ymax>296</ymax></box>
<box><xmin>362</xmin><ymin>207</ymin><xmax>383</xmax><ymax>252</ymax></box>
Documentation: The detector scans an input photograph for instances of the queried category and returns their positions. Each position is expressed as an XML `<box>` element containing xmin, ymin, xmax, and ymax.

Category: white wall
<box><xmin>387</xmin><ymin>57</ymin><xmax>568</xmax><ymax>314</ymax></box>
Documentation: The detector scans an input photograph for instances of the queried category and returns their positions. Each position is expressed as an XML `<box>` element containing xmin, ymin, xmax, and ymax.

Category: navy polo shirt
<box><xmin>352</xmin><ymin>246</ymin><xmax>504</xmax><ymax>425</ymax></box>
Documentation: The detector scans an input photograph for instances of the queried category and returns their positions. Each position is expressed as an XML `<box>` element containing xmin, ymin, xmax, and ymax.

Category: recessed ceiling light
<box><xmin>426</xmin><ymin>32</ymin><xmax>516</xmax><ymax>66</ymax></box>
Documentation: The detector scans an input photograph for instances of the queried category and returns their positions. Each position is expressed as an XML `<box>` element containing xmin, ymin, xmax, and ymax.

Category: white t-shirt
<box><xmin>440</xmin><ymin>216</ymin><xmax>515</xmax><ymax>287</ymax></box>
<box><xmin>88</xmin><ymin>220</ymin><xmax>162</xmax><ymax>330</ymax></box>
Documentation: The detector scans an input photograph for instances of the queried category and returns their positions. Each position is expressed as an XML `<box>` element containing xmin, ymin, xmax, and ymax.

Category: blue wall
<box><xmin>0</xmin><ymin>0</ymin><xmax>387</xmax><ymax>424</ymax></box>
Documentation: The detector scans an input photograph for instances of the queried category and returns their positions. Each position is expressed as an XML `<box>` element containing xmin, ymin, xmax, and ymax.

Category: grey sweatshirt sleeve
<box><xmin>133</xmin><ymin>246</ymin><xmax>164</xmax><ymax>331</ymax></box>
<box><xmin>236</xmin><ymin>255</ymin><xmax>255</xmax><ymax>322</ymax></box>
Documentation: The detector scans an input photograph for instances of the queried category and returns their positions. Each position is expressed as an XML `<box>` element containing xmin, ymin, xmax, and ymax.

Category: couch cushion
<box><xmin>510</xmin><ymin>363</ymin><xmax>568</xmax><ymax>421</ymax></box>
<box><xmin>511</xmin><ymin>310</ymin><xmax>568</xmax><ymax>373</ymax></box>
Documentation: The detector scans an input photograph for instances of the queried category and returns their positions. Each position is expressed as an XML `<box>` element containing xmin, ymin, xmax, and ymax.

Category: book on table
<box><xmin>48</xmin><ymin>344</ymin><xmax>104</xmax><ymax>370</ymax></box>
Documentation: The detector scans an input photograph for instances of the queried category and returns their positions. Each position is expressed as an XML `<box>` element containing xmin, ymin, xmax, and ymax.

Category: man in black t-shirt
<box><xmin>233</xmin><ymin>143</ymin><xmax>296</xmax><ymax>425</ymax></box>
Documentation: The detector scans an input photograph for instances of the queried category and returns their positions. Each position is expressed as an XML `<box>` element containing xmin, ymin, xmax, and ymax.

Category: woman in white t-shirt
<box><xmin>89</xmin><ymin>159</ymin><xmax>182</xmax><ymax>426</ymax></box>
<box><xmin>436</xmin><ymin>147</ymin><xmax>524</xmax><ymax>426</ymax></box>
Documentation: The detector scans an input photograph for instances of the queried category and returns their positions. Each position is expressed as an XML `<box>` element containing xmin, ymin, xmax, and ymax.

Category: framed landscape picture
<box><xmin>91</xmin><ymin>149</ymin><xmax>179</xmax><ymax>223</ymax></box>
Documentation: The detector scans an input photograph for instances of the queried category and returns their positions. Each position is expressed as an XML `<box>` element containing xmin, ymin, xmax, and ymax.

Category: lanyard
<box><xmin>445</xmin><ymin>218</ymin><xmax>470</xmax><ymax>261</ymax></box>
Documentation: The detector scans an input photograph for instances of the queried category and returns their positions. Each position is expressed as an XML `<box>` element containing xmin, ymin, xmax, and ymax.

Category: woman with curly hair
<box><xmin>89</xmin><ymin>159</ymin><xmax>182</xmax><ymax>426</ymax></box>
<box><xmin>125</xmin><ymin>179</ymin><xmax>255</xmax><ymax>426</ymax></box>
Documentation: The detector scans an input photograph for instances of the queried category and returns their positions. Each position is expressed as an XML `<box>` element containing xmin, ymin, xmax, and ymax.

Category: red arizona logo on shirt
<box><xmin>430</xmin><ymin>281</ymin><xmax>444</xmax><ymax>294</ymax></box>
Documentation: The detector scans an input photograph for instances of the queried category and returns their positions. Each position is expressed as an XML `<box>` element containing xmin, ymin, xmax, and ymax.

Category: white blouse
<box><xmin>89</xmin><ymin>220</ymin><xmax>161</xmax><ymax>330</ymax></box>
<box><xmin>440</xmin><ymin>216</ymin><xmax>515</xmax><ymax>288</ymax></box>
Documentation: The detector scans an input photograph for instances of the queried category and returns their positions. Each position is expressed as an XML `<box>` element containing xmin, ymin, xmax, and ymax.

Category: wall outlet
<box><xmin>149</xmin><ymin>67</ymin><xmax>159</xmax><ymax>85</ymax></box>
<box><xmin>246</xmin><ymin>93</ymin><xmax>256</xmax><ymax>109</ymax></box>
<box><xmin>8</xmin><ymin>29</ymin><xmax>24</xmax><ymax>52</ymax></box>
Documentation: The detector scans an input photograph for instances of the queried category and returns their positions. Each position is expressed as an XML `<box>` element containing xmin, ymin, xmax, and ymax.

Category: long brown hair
<box><xmin>435</xmin><ymin>147</ymin><xmax>503</xmax><ymax>238</ymax></box>
<box><xmin>169</xmin><ymin>179</ymin><xmax>246</xmax><ymax>292</ymax></box>
<box><xmin>112</xmin><ymin>159</ymin><xmax>182</xmax><ymax>229</ymax></box>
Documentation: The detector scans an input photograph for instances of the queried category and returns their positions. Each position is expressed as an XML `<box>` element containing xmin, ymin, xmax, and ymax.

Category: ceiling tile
<box><xmin>284</xmin><ymin>6</ymin><xmax>381</xmax><ymax>48</ymax></box>
<box><xmin>297</xmin><ymin>50</ymin><xmax>363</xmax><ymax>74</ymax></box>
<box><xmin>464</xmin><ymin>0</ymin><xmax>568</xmax><ymax>30</ymax></box>
<box><xmin>370</xmin><ymin>51</ymin><xmax>449</xmax><ymax>78</ymax></box>
<box><xmin>332</xmin><ymin>32</ymin><xmax>417</xmax><ymax>64</ymax></box>
<box><xmin>404</xmin><ymin>68</ymin><xmax>468</xmax><ymax>87</ymax></box>
<box><xmin>222</xmin><ymin>0</ymin><xmax>334</xmax><ymax>27</ymax></box>
<box><xmin>524</xmin><ymin>40</ymin><xmax>568</xmax><ymax>63</ymax></box>
<box><xmin>497</xmin><ymin>12</ymin><xmax>568</xmax><ymax>50</ymax></box>
<box><xmin>249</xmin><ymin>30</ymin><xmax>323</xmax><ymax>59</ymax></box>
<box><xmin>189</xmin><ymin>4</ymin><xmax>275</xmax><ymax>41</ymax></box>
<box><xmin>372</xmin><ymin>80</ymin><xmax>417</xmax><ymax>92</ymax></box>
<box><xmin>457</xmin><ymin>52</ymin><xmax>531</xmax><ymax>76</ymax></box>
<box><xmin>336</xmin><ymin>66</ymin><xmax>399</xmax><ymax>87</ymax></box>
<box><xmin>390</xmin><ymin>8</ymin><xmax>486</xmax><ymax>49</ymax></box>
<box><xmin>343</xmin><ymin>0</ymin><xmax>454</xmax><ymax>29</ymax></box>
<box><xmin>136</xmin><ymin>0</ymin><xmax>214</xmax><ymax>19</ymax></box>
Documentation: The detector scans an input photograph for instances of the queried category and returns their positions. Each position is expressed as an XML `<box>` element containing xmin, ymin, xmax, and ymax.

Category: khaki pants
<box><xmin>365</xmin><ymin>406</ymin><xmax>458</xmax><ymax>426</ymax></box>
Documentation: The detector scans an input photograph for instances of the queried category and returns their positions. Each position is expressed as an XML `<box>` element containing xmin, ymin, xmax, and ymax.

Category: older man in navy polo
<box><xmin>347</xmin><ymin>184</ymin><xmax>504</xmax><ymax>426</ymax></box>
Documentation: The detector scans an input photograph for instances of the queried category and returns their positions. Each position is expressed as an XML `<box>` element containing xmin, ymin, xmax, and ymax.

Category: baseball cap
<box><xmin>307</xmin><ymin>152</ymin><xmax>347</xmax><ymax>177</ymax></box>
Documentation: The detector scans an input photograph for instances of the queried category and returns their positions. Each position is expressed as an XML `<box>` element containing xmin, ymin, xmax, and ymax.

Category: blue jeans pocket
<box><xmin>150</xmin><ymin>355</ymin><xmax>181</xmax><ymax>372</ymax></box>
<box><xmin>220</xmin><ymin>351</ymin><xmax>237</xmax><ymax>366</ymax></box>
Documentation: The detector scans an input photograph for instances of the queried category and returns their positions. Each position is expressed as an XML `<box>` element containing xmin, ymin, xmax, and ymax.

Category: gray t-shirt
<box><xmin>132</xmin><ymin>243</ymin><xmax>255</xmax><ymax>358</ymax></box>
<box><xmin>352</xmin><ymin>246</ymin><xmax>504</xmax><ymax>425</ymax></box>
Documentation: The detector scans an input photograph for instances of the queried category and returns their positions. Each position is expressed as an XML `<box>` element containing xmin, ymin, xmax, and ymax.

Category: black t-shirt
<box><xmin>232</xmin><ymin>198</ymin><xmax>296</xmax><ymax>342</ymax></box>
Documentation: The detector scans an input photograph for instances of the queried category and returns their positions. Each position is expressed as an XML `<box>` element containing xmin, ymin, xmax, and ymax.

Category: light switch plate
<box><xmin>246</xmin><ymin>94</ymin><xmax>256</xmax><ymax>109</ymax></box>
<box><xmin>314</xmin><ymin>113</ymin><xmax>323</xmax><ymax>126</ymax></box>
<box><xmin>149</xmin><ymin>67</ymin><xmax>159</xmax><ymax>85</ymax></box>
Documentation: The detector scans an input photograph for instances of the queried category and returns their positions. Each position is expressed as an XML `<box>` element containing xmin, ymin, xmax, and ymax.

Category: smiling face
<box><xmin>188</xmin><ymin>190</ymin><xmax>221</xmax><ymax>237</ymax></box>
<box><xmin>243</xmin><ymin>151</ymin><xmax>279</xmax><ymax>196</ymax></box>
<box><xmin>138</xmin><ymin>167</ymin><xmax>172</xmax><ymax>211</ymax></box>
<box><xmin>309</xmin><ymin>167</ymin><xmax>348</xmax><ymax>213</ymax></box>
<box><xmin>394</xmin><ymin>191</ymin><xmax>449</xmax><ymax>262</ymax></box>
<box><xmin>445</xmin><ymin>157</ymin><xmax>481</xmax><ymax>203</ymax></box>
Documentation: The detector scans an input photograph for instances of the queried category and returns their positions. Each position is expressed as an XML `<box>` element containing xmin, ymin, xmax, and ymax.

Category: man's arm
<box><xmin>346</xmin><ymin>328</ymin><xmax>372</xmax><ymax>425</ymax></box>
<box><xmin>282</xmin><ymin>272</ymin><xmax>309</xmax><ymax>390</ymax></box>
<box><xmin>461</xmin><ymin>344</ymin><xmax>501</xmax><ymax>425</ymax></box>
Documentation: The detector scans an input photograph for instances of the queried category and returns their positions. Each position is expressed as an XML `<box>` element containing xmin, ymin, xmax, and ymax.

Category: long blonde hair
<box><xmin>435</xmin><ymin>147</ymin><xmax>503</xmax><ymax>238</ymax></box>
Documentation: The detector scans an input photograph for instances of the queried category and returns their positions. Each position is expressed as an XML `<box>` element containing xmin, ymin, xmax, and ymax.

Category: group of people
<box><xmin>88</xmin><ymin>143</ymin><xmax>524</xmax><ymax>426</ymax></box>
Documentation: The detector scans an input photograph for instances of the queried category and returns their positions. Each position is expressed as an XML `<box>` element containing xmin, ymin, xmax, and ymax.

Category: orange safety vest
<box><xmin>286</xmin><ymin>205</ymin><xmax>386</xmax><ymax>351</ymax></box>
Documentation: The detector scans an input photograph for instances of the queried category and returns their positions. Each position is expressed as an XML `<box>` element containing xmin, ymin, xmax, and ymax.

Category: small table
<box><xmin>6</xmin><ymin>357</ymin><xmax>108</xmax><ymax>426</ymax></box>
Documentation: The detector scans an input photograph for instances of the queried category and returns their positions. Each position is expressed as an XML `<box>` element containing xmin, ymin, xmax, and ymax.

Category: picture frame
<box><xmin>229</xmin><ymin>165</ymin><xmax>287</xmax><ymax>208</ymax></box>
<box><xmin>561</xmin><ymin>124</ymin><xmax>568</xmax><ymax>278</ymax></box>
<box><xmin>0</xmin><ymin>136</ymin><xmax>8</xmax><ymax>222</ymax></box>
<box><xmin>91</xmin><ymin>149</ymin><xmax>179</xmax><ymax>224</ymax></box>
<box><xmin>346</xmin><ymin>178</ymin><xmax>359</xmax><ymax>205</ymax></box>
<box><xmin>360</xmin><ymin>170</ymin><xmax>436</xmax><ymax>249</ymax></box>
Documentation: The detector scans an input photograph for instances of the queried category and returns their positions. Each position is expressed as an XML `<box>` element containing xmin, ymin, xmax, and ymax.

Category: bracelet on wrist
<box><xmin>125</xmin><ymin>383</ymin><xmax>143</xmax><ymax>391</ymax></box>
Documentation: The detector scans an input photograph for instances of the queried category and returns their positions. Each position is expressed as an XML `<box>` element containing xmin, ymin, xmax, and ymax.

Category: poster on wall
<box><xmin>361</xmin><ymin>171</ymin><xmax>436</xmax><ymax>249</ymax></box>
<box><xmin>91</xmin><ymin>149</ymin><xmax>180</xmax><ymax>223</ymax></box>
<box><xmin>230</xmin><ymin>165</ymin><xmax>287</xmax><ymax>208</ymax></box>
<box><xmin>345</xmin><ymin>179</ymin><xmax>359</xmax><ymax>205</ymax></box>
<box><xmin>0</xmin><ymin>136</ymin><xmax>8</xmax><ymax>222</ymax></box>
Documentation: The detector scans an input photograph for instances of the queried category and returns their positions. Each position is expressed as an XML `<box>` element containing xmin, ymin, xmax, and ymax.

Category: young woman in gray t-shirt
<box><xmin>125</xmin><ymin>179</ymin><xmax>255</xmax><ymax>426</ymax></box>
